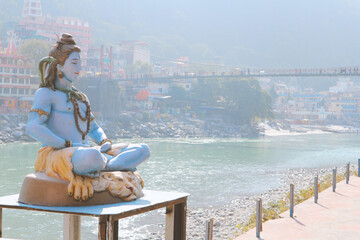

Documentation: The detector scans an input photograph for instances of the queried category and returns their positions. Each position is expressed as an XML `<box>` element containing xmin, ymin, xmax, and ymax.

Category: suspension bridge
<box><xmin>122</xmin><ymin>66</ymin><xmax>360</xmax><ymax>81</ymax></box>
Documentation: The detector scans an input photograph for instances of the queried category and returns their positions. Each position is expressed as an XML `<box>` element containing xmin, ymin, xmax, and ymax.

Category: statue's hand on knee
<box><xmin>100</xmin><ymin>141</ymin><xmax>112</xmax><ymax>153</ymax></box>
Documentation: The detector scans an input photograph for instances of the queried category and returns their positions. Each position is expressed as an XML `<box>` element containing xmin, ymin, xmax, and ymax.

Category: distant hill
<box><xmin>1</xmin><ymin>0</ymin><xmax>360</xmax><ymax>68</ymax></box>
<box><xmin>0</xmin><ymin>1</ymin><xmax>22</xmax><ymax>22</ymax></box>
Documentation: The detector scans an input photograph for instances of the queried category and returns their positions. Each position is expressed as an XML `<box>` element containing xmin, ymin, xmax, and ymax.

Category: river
<box><xmin>1</xmin><ymin>133</ymin><xmax>359</xmax><ymax>239</ymax></box>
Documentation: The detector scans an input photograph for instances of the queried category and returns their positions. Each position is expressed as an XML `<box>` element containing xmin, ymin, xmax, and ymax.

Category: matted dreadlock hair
<box><xmin>41</xmin><ymin>33</ymin><xmax>81</xmax><ymax>90</ymax></box>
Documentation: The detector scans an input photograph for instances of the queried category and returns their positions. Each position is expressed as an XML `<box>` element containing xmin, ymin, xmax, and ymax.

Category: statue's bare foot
<box><xmin>67</xmin><ymin>175</ymin><xmax>94</xmax><ymax>201</ymax></box>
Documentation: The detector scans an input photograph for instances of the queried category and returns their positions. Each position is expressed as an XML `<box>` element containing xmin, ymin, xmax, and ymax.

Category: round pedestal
<box><xmin>18</xmin><ymin>172</ymin><xmax>124</xmax><ymax>206</ymax></box>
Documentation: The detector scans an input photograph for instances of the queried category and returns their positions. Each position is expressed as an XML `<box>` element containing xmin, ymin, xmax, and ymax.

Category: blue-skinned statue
<box><xmin>23</xmin><ymin>34</ymin><xmax>150</xmax><ymax>203</ymax></box>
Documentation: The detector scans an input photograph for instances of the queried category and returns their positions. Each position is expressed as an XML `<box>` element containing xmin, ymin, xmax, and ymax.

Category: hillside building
<box><xmin>115</xmin><ymin>41</ymin><xmax>150</xmax><ymax>66</ymax></box>
<box><xmin>273</xmin><ymin>79</ymin><xmax>360</xmax><ymax>124</ymax></box>
<box><xmin>86</xmin><ymin>41</ymin><xmax>151</xmax><ymax>78</ymax></box>
<box><xmin>329</xmin><ymin>78</ymin><xmax>360</xmax><ymax>93</ymax></box>
<box><xmin>324</xmin><ymin>92</ymin><xmax>360</xmax><ymax>121</ymax></box>
<box><xmin>11</xmin><ymin>0</ymin><xmax>92</xmax><ymax>64</ymax></box>
<box><xmin>0</xmin><ymin>37</ymin><xmax>35</xmax><ymax>114</ymax></box>
<box><xmin>86</xmin><ymin>46</ymin><xmax>115</xmax><ymax>78</ymax></box>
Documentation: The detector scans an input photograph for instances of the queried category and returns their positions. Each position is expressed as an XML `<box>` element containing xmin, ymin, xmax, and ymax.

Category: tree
<box><xmin>222</xmin><ymin>79</ymin><xmax>274</xmax><ymax>124</ymax></box>
<box><xmin>269</xmin><ymin>84</ymin><xmax>278</xmax><ymax>102</ymax></box>
<box><xmin>169</xmin><ymin>84</ymin><xmax>187</xmax><ymax>101</ymax></box>
<box><xmin>168</xmin><ymin>84</ymin><xmax>188</xmax><ymax>108</ymax></box>
<box><xmin>188</xmin><ymin>79</ymin><xmax>221</xmax><ymax>106</ymax></box>
<box><xmin>18</xmin><ymin>39</ymin><xmax>51</xmax><ymax>75</ymax></box>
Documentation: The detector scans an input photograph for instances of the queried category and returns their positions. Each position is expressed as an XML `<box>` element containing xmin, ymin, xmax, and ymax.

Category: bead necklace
<box><xmin>70</xmin><ymin>96</ymin><xmax>91</xmax><ymax>140</ymax></box>
<box><xmin>54</xmin><ymin>86</ymin><xmax>92</xmax><ymax>140</ymax></box>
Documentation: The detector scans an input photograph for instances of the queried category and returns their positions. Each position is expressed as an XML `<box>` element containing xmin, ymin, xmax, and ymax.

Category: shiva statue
<box><xmin>23</xmin><ymin>34</ymin><xmax>150</xmax><ymax>203</ymax></box>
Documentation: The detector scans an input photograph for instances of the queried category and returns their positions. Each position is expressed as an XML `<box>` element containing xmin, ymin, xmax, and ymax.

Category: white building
<box><xmin>329</xmin><ymin>78</ymin><xmax>360</xmax><ymax>93</ymax></box>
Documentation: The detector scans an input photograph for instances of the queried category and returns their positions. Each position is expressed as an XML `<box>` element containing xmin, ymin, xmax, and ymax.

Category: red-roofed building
<box><xmin>135</xmin><ymin>89</ymin><xmax>150</xmax><ymax>101</ymax></box>
<box><xmin>0</xmin><ymin>37</ymin><xmax>35</xmax><ymax>114</ymax></box>
<box><xmin>6</xmin><ymin>38</ymin><xmax>18</xmax><ymax>56</ymax></box>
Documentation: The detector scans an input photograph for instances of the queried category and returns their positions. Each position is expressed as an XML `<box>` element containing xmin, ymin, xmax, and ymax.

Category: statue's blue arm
<box><xmin>86</xmin><ymin>95</ymin><xmax>111</xmax><ymax>152</ymax></box>
<box><xmin>26</xmin><ymin>88</ymin><xmax>66</xmax><ymax>149</ymax></box>
<box><xmin>89</xmin><ymin>120</ymin><xmax>111</xmax><ymax>152</ymax></box>
<box><xmin>89</xmin><ymin>120</ymin><xmax>108</xmax><ymax>144</ymax></box>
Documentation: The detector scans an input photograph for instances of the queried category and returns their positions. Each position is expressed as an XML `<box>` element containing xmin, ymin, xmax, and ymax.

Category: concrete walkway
<box><xmin>235</xmin><ymin>176</ymin><xmax>360</xmax><ymax>240</ymax></box>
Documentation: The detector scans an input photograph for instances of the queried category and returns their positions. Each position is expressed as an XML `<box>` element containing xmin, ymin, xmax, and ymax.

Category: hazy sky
<box><xmin>3</xmin><ymin>0</ymin><xmax>360</xmax><ymax>68</ymax></box>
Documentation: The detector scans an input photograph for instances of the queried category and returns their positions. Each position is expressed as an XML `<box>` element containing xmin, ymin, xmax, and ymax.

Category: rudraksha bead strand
<box><xmin>70</xmin><ymin>96</ymin><xmax>91</xmax><ymax>140</ymax></box>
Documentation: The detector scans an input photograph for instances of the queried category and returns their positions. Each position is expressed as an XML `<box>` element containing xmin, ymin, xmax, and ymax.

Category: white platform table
<box><xmin>0</xmin><ymin>190</ymin><xmax>189</xmax><ymax>240</ymax></box>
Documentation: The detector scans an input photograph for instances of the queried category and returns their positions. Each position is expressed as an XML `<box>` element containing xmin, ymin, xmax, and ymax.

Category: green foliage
<box><xmin>168</xmin><ymin>84</ymin><xmax>190</xmax><ymax>109</ymax></box>
<box><xmin>269</xmin><ymin>84</ymin><xmax>278</xmax><ymax>102</ymax></box>
<box><xmin>222</xmin><ymin>79</ymin><xmax>274</xmax><ymax>124</ymax></box>
<box><xmin>142</xmin><ymin>111</ymin><xmax>151</xmax><ymax>122</ymax></box>
<box><xmin>186</xmin><ymin>78</ymin><xmax>274</xmax><ymax>124</ymax></box>
<box><xmin>188</xmin><ymin>79</ymin><xmax>221</xmax><ymax>106</ymax></box>
<box><xmin>169</xmin><ymin>84</ymin><xmax>186</xmax><ymax>100</ymax></box>
<box><xmin>18</xmin><ymin>39</ymin><xmax>51</xmax><ymax>74</ymax></box>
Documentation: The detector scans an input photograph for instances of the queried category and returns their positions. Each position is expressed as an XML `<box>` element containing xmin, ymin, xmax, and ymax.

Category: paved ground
<box><xmin>235</xmin><ymin>176</ymin><xmax>360</xmax><ymax>240</ymax></box>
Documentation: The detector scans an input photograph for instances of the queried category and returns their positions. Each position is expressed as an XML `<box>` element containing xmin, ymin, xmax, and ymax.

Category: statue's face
<box><xmin>61</xmin><ymin>51</ymin><xmax>81</xmax><ymax>82</ymax></box>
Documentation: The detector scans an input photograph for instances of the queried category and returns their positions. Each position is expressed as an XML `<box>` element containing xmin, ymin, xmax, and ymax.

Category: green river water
<box><xmin>1</xmin><ymin>134</ymin><xmax>360</xmax><ymax>239</ymax></box>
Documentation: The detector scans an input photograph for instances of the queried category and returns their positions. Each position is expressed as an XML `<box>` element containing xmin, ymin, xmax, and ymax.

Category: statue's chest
<box><xmin>51</xmin><ymin>92</ymin><xmax>87</xmax><ymax>115</ymax></box>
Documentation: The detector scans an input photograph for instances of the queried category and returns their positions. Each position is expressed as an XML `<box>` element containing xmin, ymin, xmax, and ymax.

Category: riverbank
<box><xmin>0</xmin><ymin>114</ymin><xmax>34</xmax><ymax>143</ymax></box>
<box><xmin>259</xmin><ymin>121</ymin><xmax>360</xmax><ymax>137</ymax></box>
<box><xmin>0</xmin><ymin>113</ymin><xmax>258</xmax><ymax>143</ymax></box>
<box><xmin>1</xmin><ymin>113</ymin><xmax>358</xmax><ymax>144</ymax></box>
<box><xmin>147</xmin><ymin>165</ymin><xmax>357</xmax><ymax>240</ymax></box>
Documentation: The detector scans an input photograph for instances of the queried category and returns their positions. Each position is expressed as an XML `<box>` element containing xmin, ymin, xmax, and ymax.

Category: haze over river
<box><xmin>1</xmin><ymin>133</ymin><xmax>359</xmax><ymax>239</ymax></box>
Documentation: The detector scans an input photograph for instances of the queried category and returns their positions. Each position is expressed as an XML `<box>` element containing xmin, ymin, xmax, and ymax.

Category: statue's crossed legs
<box><xmin>35</xmin><ymin>143</ymin><xmax>149</xmax><ymax>200</ymax></box>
